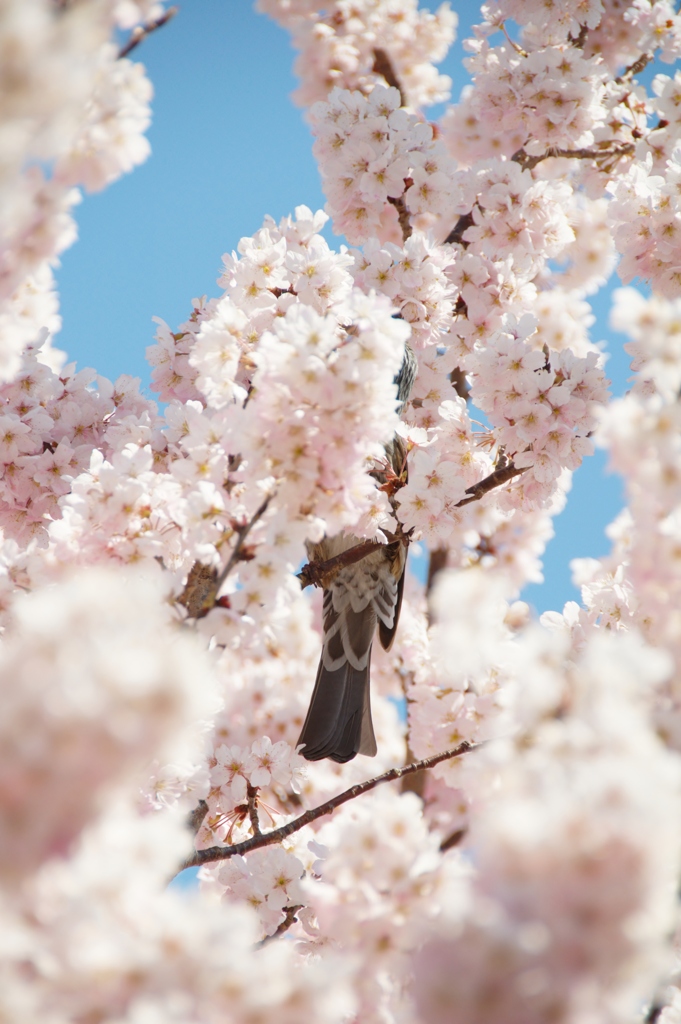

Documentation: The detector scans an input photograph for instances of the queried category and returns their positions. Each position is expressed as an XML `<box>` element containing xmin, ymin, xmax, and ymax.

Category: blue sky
<box><xmin>55</xmin><ymin>0</ymin><xmax>641</xmax><ymax>615</ymax></box>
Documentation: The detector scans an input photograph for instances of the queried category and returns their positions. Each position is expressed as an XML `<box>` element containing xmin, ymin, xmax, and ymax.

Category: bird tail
<box><xmin>297</xmin><ymin>648</ymin><xmax>376</xmax><ymax>764</ymax></box>
<box><xmin>297</xmin><ymin>591</ymin><xmax>378</xmax><ymax>763</ymax></box>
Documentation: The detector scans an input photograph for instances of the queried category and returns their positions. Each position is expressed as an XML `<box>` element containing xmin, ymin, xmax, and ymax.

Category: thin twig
<box><xmin>454</xmin><ymin>462</ymin><xmax>526</xmax><ymax>507</ymax></box>
<box><xmin>372</xmin><ymin>47</ymin><xmax>406</xmax><ymax>106</ymax></box>
<box><xmin>179</xmin><ymin>742</ymin><xmax>474</xmax><ymax>871</ymax></box>
<box><xmin>118</xmin><ymin>5</ymin><xmax>179</xmax><ymax>59</ymax></box>
<box><xmin>214</xmin><ymin>495</ymin><xmax>272</xmax><ymax>593</ymax></box>
<box><xmin>247</xmin><ymin>783</ymin><xmax>262</xmax><ymax>838</ymax></box>
<box><xmin>256</xmin><ymin>906</ymin><xmax>304</xmax><ymax>948</ymax></box>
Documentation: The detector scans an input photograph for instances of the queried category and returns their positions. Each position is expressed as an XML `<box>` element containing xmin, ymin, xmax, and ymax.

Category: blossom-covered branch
<box><xmin>181</xmin><ymin>742</ymin><xmax>474</xmax><ymax>870</ymax></box>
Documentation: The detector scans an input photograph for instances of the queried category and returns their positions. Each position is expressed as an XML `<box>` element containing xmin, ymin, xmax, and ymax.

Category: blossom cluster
<box><xmin>469</xmin><ymin>319</ymin><xmax>609</xmax><ymax>507</ymax></box>
<box><xmin>608</xmin><ymin>154</ymin><xmax>681</xmax><ymax>298</ymax></box>
<box><xmin>196</xmin><ymin>737</ymin><xmax>307</xmax><ymax>852</ymax></box>
<box><xmin>462</xmin><ymin>41</ymin><xmax>607</xmax><ymax>158</ymax></box>
<box><xmin>458</xmin><ymin>160</ymin><xmax>576</xmax><ymax>280</ymax></box>
<box><xmin>309</xmin><ymin>84</ymin><xmax>462</xmax><ymax>243</ymax></box>
<box><xmin>351</xmin><ymin>235</ymin><xmax>458</xmax><ymax>347</ymax></box>
<box><xmin>0</xmin><ymin>338</ymin><xmax>160</xmax><ymax>547</ymax></box>
<box><xmin>0</xmin><ymin>566</ymin><xmax>216</xmax><ymax>886</ymax></box>
<box><xmin>256</xmin><ymin>0</ymin><xmax>456</xmax><ymax>109</ymax></box>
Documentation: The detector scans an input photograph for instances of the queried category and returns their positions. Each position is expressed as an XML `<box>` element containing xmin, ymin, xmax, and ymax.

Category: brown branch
<box><xmin>512</xmin><ymin>142</ymin><xmax>635</xmax><ymax>172</ymax></box>
<box><xmin>118</xmin><ymin>5</ymin><xmax>179</xmax><ymax>59</ymax></box>
<box><xmin>388</xmin><ymin>194</ymin><xmax>413</xmax><ymax>241</ymax></box>
<box><xmin>450</xmin><ymin>365</ymin><xmax>470</xmax><ymax>401</ymax></box>
<box><xmin>454</xmin><ymin>462</ymin><xmax>526</xmax><ymax>508</ymax></box>
<box><xmin>299</xmin><ymin>464</ymin><xmax>524</xmax><ymax>590</ymax></box>
<box><xmin>372</xmin><ymin>47</ymin><xmax>406</xmax><ymax>107</ymax></box>
<box><xmin>256</xmin><ymin>905</ymin><xmax>304</xmax><ymax>948</ymax></box>
<box><xmin>178</xmin><ymin>496</ymin><xmax>272</xmax><ymax>617</ymax></box>
<box><xmin>440</xmin><ymin>827</ymin><xmax>467</xmax><ymax>852</ymax></box>
<box><xmin>569</xmin><ymin>24</ymin><xmax>588</xmax><ymax>48</ymax></box>
<box><xmin>214</xmin><ymin>495</ymin><xmax>272</xmax><ymax>593</ymax></box>
<box><xmin>297</xmin><ymin>538</ymin><xmax>384</xmax><ymax>589</ymax></box>
<box><xmin>247</xmin><ymin>783</ymin><xmax>262</xmax><ymax>838</ymax></box>
<box><xmin>179</xmin><ymin>742</ymin><xmax>474</xmax><ymax>871</ymax></box>
<box><xmin>445</xmin><ymin>210</ymin><xmax>475</xmax><ymax>246</ymax></box>
<box><xmin>446</xmin><ymin>135</ymin><xmax>634</xmax><ymax>245</ymax></box>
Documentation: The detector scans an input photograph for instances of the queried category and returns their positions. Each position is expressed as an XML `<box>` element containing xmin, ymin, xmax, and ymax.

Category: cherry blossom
<box><xmin>4</xmin><ymin>2</ymin><xmax>681</xmax><ymax>1022</ymax></box>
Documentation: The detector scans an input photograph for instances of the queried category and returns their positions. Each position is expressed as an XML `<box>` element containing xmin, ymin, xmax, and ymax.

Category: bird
<box><xmin>297</xmin><ymin>344</ymin><xmax>417</xmax><ymax>763</ymax></box>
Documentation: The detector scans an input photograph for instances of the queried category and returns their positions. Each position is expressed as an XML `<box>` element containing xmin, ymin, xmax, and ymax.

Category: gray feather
<box><xmin>297</xmin><ymin>648</ymin><xmax>377</xmax><ymax>763</ymax></box>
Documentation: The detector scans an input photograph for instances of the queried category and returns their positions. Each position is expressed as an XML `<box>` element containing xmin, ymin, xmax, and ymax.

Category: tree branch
<box><xmin>214</xmin><ymin>495</ymin><xmax>272</xmax><ymax>593</ymax></box>
<box><xmin>256</xmin><ymin>905</ymin><xmax>304</xmax><ymax>948</ymax></box>
<box><xmin>388</xmin><ymin>194</ymin><xmax>413</xmax><ymax>241</ymax></box>
<box><xmin>372</xmin><ymin>47</ymin><xmax>406</xmax><ymax>107</ymax></box>
<box><xmin>445</xmin><ymin>210</ymin><xmax>475</xmax><ymax>246</ymax></box>
<box><xmin>118</xmin><ymin>5</ymin><xmax>178</xmax><ymax>59</ymax></box>
<box><xmin>177</xmin><ymin>562</ymin><xmax>219</xmax><ymax>619</ymax></box>
<box><xmin>298</xmin><ymin>464</ymin><xmax>525</xmax><ymax>588</ymax></box>
<box><xmin>454</xmin><ymin>462</ymin><xmax>526</xmax><ymax>507</ymax></box>
<box><xmin>512</xmin><ymin>142</ymin><xmax>635</xmax><ymax>172</ymax></box>
<box><xmin>439</xmin><ymin>827</ymin><xmax>467</xmax><ymax>852</ymax></box>
<box><xmin>297</xmin><ymin>538</ymin><xmax>386</xmax><ymax>589</ymax></box>
<box><xmin>179</xmin><ymin>742</ymin><xmax>474</xmax><ymax>871</ymax></box>
<box><xmin>246</xmin><ymin>783</ymin><xmax>262</xmax><ymax>838</ymax></box>
<box><xmin>177</xmin><ymin>496</ymin><xmax>272</xmax><ymax>616</ymax></box>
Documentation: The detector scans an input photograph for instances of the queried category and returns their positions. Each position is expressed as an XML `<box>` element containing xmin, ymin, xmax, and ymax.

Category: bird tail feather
<box><xmin>297</xmin><ymin>648</ymin><xmax>377</xmax><ymax>763</ymax></box>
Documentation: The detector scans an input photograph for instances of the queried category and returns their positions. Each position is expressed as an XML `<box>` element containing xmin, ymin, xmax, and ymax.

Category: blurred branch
<box><xmin>440</xmin><ymin>827</ymin><xmax>467</xmax><ymax>852</ymax></box>
<box><xmin>372</xmin><ymin>47</ymin><xmax>406</xmax><ymax>106</ymax></box>
<box><xmin>179</xmin><ymin>742</ymin><xmax>475</xmax><ymax>871</ymax></box>
<box><xmin>247</xmin><ymin>783</ymin><xmax>262</xmax><ymax>838</ymax></box>
<box><xmin>256</xmin><ymin>905</ymin><xmax>304</xmax><ymax>948</ymax></box>
<box><xmin>445</xmin><ymin>210</ymin><xmax>475</xmax><ymax>246</ymax></box>
<box><xmin>118</xmin><ymin>6</ymin><xmax>179</xmax><ymax>59</ymax></box>
<box><xmin>426</xmin><ymin>547</ymin><xmax>448</xmax><ymax>594</ymax></box>
<box><xmin>388</xmin><ymin>194</ymin><xmax>413</xmax><ymax>241</ymax></box>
